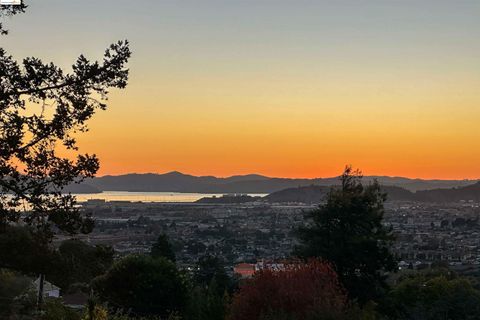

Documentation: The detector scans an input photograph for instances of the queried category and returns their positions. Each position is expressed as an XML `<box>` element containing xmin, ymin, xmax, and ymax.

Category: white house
<box><xmin>33</xmin><ymin>277</ymin><xmax>60</xmax><ymax>298</ymax></box>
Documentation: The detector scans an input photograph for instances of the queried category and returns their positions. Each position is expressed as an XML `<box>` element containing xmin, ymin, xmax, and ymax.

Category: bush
<box><xmin>228</xmin><ymin>260</ymin><xmax>348</xmax><ymax>320</ymax></box>
<box><xmin>93</xmin><ymin>255</ymin><xmax>187</xmax><ymax>317</ymax></box>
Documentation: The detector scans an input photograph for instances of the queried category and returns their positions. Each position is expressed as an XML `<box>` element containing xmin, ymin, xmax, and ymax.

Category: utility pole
<box><xmin>36</xmin><ymin>273</ymin><xmax>45</xmax><ymax>313</ymax></box>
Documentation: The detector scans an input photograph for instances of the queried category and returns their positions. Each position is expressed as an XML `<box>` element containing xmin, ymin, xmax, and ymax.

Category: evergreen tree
<box><xmin>185</xmin><ymin>255</ymin><xmax>232</xmax><ymax>320</ymax></box>
<box><xmin>151</xmin><ymin>233</ymin><xmax>176</xmax><ymax>262</ymax></box>
<box><xmin>194</xmin><ymin>255</ymin><xmax>231</xmax><ymax>294</ymax></box>
<box><xmin>296</xmin><ymin>166</ymin><xmax>397</xmax><ymax>304</ymax></box>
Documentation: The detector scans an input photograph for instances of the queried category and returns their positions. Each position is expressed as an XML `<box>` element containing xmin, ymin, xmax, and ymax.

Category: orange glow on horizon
<box><xmin>73</xmin><ymin>72</ymin><xmax>480</xmax><ymax>181</ymax></box>
<box><xmin>4</xmin><ymin>0</ymin><xmax>480</xmax><ymax>181</ymax></box>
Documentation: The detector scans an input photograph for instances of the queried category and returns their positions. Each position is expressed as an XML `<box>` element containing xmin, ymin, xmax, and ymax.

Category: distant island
<box><xmin>195</xmin><ymin>194</ymin><xmax>263</xmax><ymax>204</ymax></box>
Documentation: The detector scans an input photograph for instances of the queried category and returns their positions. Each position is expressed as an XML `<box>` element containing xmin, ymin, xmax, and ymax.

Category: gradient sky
<box><xmin>2</xmin><ymin>0</ymin><xmax>480</xmax><ymax>179</ymax></box>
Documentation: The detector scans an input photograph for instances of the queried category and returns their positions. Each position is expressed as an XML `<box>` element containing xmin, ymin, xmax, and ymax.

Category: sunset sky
<box><xmin>3</xmin><ymin>0</ymin><xmax>480</xmax><ymax>179</ymax></box>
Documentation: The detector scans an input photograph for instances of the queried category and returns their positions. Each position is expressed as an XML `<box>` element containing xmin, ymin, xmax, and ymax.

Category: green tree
<box><xmin>93</xmin><ymin>255</ymin><xmax>188</xmax><ymax>317</ymax></box>
<box><xmin>150</xmin><ymin>234</ymin><xmax>176</xmax><ymax>262</ymax></box>
<box><xmin>186</xmin><ymin>278</ymin><xmax>229</xmax><ymax>320</ymax></box>
<box><xmin>0</xmin><ymin>225</ymin><xmax>56</xmax><ymax>275</ymax></box>
<box><xmin>52</xmin><ymin>239</ymin><xmax>114</xmax><ymax>290</ymax></box>
<box><xmin>194</xmin><ymin>255</ymin><xmax>231</xmax><ymax>294</ymax></box>
<box><xmin>0</xmin><ymin>1</ymin><xmax>130</xmax><ymax>238</ymax></box>
<box><xmin>296</xmin><ymin>166</ymin><xmax>397</xmax><ymax>304</ymax></box>
<box><xmin>185</xmin><ymin>255</ymin><xmax>233</xmax><ymax>320</ymax></box>
<box><xmin>388</xmin><ymin>271</ymin><xmax>480</xmax><ymax>320</ymax></box>
<box><xmin>41</xmin><ymin>298</ymin><xmax>81</xmax><ymax>320</ymax></box>
<box><xmin>0</xmin><ymin>269</ymin><xmax>33</xmax><ymax>318</ymax></box>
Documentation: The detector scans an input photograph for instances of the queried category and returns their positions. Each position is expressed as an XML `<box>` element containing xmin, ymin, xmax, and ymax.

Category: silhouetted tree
<box><xmin>194</xmin><ymin>255</ymin><xmax>231</xmax><ymax>294</ymax></box>
<box><xmin>0</xmin><ymin>1</ymin><xmax>131</xmax><ymax>238</ymax></box>
<box><xmin>0</xmin><ymin>1</ymin><xmax>26</xmax><ymax>35</ymax></box>
<box><xmin>150</xmin><ymin>233</ymin><xmax>176</xmax><ymax>262</ymax></box>
<box><xmin>186</xmin><ymin>255</ymin><xmax>232</xmax><ymax>320</ymax></box>
<box><xmin>93</xmin><ymin>255</ymin><xmax>187</xmax><ymax>317</ymax></box>
<box><xmin>0</xmin><ymin>225</ymin><xmax>56</xmax><ymax>275</ymax></box>
<box><xmin>187</xmin><ymin>279</ymin><xmax>229</xmax><ymax>320</ymax></box>
<box><xmin>0</xmin><ymin>269</ymin><xmax>32</xmax><ymax>318</ymax></box>
<box><xmin>51</xmin><ymin>239</ymin><xmax>114</xmax><ymax>290</ymax></box>
<box><xmin>228</xmin><ymin>260</ymin><xmax>347</xmax><ymax>320</ymax></box>
<box><xmin>296</xmin><ymin>166</ymin><xmax>397</xmax><ymax>304</ymax></box>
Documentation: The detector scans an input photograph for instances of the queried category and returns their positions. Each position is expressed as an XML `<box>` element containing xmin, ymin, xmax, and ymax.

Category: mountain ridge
<box><xmin>263</xmin><ymin>182</ymin><xmax>480</xmax><ymax>204</ymax></box>
<box><xmin>80</xmin><ymin>171</ymin><xmax>479</xmax><ymax>193</ymax></box>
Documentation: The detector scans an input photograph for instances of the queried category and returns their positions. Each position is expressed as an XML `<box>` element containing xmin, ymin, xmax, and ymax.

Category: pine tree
<box><xmin>296</xmin><ymin>166</ymin><xmax>397</xmax><ymax>304</ymax></box>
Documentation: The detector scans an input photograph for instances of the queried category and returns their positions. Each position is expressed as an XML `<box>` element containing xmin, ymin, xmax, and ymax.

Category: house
<box><xmin>234</xmin><ymin>263</ymin><xmax>255</xmax><ymax>278</ymax></box>
<box><xmin>33</xmin><ymin>277</ymin><xmax>60</xmax><ymax>298</ymax></box>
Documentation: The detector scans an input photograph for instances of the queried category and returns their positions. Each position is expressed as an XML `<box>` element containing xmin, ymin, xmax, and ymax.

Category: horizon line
<box><xmin>93</xmin><ymin>170</ymin><xmax>480</xmax><ymax>182</ymax></box>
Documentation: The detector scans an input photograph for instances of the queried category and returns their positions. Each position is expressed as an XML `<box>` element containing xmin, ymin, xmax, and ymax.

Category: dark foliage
<box><xmin>0</xmin><ymin>2</ymin><xmax>131</xmax><ymax>237</ymax></box>
<box><xmin>0</xmin><ymin>1</ymin><xmax>26</xmax><ymax>35</ymax></box>
<box><xmin>0</xmin><ymin>269</ymin><xmax>32</xmax><ymax>318</ymax></box>
<box><xmin>150</xmin><ymin>233</ymin><xmax>176</xmax><ymax>262</ymax></box>
<box><xmin>51</xmin><ymin>239</ymin><xmax>114</xmax><ymax>291</ymax></box>
<box><xmin>0</xmin><ymin>225</ymin><xmax>55</xmax><ymax>275</ymax></box>
<box><xmin>186</xmin><ymin>280</ymin><xmax>229</xmax><ymax>320</ymax></box>
<box><xmin>386</xmin><ymin>270</ymin><xmax>480</xmax><ymax>319</ymax></box>
<box><xmin>228</xmin><ymin>260</ymin><xmax>347</xmax><ymax>320</ymax></box>
<box><xmin>296</xmin><ymin>166</ymin><xmax>397</xmax><ymax>304</ymax></box>
<box><xmin>194</xmin><ymin>255</ymin><xmax>231</xmax><ymax>295</ymax></box>
<box><xmin>185</xmin><ymin>255</ymin><xmax>233</xmax><ymax>320</ymax></box>
<box><xmin>93</xmin><ymin>255</ymin><xmax>188</xmax><ymax>317</ymax></box>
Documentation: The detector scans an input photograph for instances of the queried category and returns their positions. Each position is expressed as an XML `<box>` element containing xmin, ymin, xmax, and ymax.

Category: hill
<box><xmin>62</xmin><ymin>183</ymin><xmax>101</xmax><ymax>194</ymax></box>
<box><xmin>86</xmin><ymin>171</ymin><xmax>478</xmax><ymax>193</ymax></box>
<box><xmin>263</xmin><ymin>182</ymin><xmax>480</xmax><ymax>204</ymax></box>
<box><xmin>415</xmin><ymin>182</ymin><xmax>480</xmax><ymax>202</ymax></box>
<box><xmin>265</xmin><ymin>185</ymin><xmax>330</xmax><ymax>203</ymax></box>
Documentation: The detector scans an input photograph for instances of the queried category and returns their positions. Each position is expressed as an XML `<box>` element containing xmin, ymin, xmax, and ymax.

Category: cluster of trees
<box><xmin>0</xmin><ymin>226</ymin><xmax>114</xmax><ymax>288</ymax></box>
<box><xmin>0</xmin><ymin>228</ymin><xmax>115</xmax><ymax>319</ymax></box>
<box><xmin>0</xmin><ymin>230</ymin><xmax>231</xmax><ymax>319</ymax></box>
<box><xmin>90</xmin><ymin>237</ymin><xmax>234</xmax><ymax>320</ymax></box>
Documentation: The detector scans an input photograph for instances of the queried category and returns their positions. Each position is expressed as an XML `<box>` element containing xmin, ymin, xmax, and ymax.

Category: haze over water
<box><xmin>74</xmin><ymin>191</ymin><xmax>267</xmax><ymax>203</ymax></box>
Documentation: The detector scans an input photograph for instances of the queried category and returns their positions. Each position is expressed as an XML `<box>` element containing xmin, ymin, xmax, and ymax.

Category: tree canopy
<box><xmin>193</xmin><ymin>255</ymin><xmax>231</xmax><ymax>294</ymax></box>
<box><xmin>0</xmin><ymin>1</ymin><xmax>130</xmax><ymax>237</ymax></box>
<box><xmin>228</xmin><ymin>260</ymin><xmax>347</xmax><ymax>320</ymax></box>
<box><xmin>387</xmin><ymin>271</ymin><xmax>480</xmax><ymax>320</ymax></box>
<box><xmin>93</xmin><ymin>255</ymin><xmax>188</xmax><ymax>317</ymax></box>
<box><xmin>0</xmin><ymin>1</ymin><xmax>26</xmax><ymax>35</ymax></box>
<box><xmin>296</xmin><ymin>166</ymin><xmax>397</xmax><ymax>304</ymax></box>
<box><xmin>185</xmin><ymin>255</ymin><xmax>233</xmax><ymax>320</ymax></box>
<box><xmin>51</xmin><ymin>239</ymin><xmax>114</xmax><ymax>290</ymax></box>
<box><xmin>0</xmin><ymin>225</ymin><xmax>55</xmax><ymax>275</ymax></box>
<box><xmin>150</xmin><ymin>233</ymin><xmax>176</xmax><ymax>262</ymax></box>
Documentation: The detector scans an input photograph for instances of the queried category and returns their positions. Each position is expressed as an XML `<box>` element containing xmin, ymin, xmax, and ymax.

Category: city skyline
<box><xmin>3</xmin><ymin>0</ymin><xmax>480</xmax><ymax>179</ymax></box>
